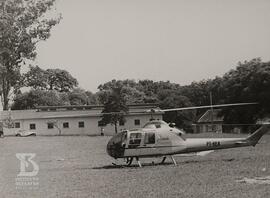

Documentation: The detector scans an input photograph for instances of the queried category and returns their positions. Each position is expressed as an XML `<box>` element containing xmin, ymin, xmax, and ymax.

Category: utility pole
<box><xmin>210</xmin><ymin>92</ymin><xmax>214</xmax><ymax>132</ymax></box>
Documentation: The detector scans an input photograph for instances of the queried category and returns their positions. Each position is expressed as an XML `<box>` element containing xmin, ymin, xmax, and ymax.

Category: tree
<box><xmin>46</xmin><ymin>69</ymin><xmax>78</xmax><ymax>92</ymax></box>
<box><xmin>2</xmin><ymin>110</ymin><xmax>14</xmax><ymax>128</ymax></box>
<box><xmin>98</xmin><ymin>79</ymin><xmax>146</xmax><ymax>104</ymax></box>
<box><xmin>48</xmin><ymin>120</ymin><xmax>61</xmax><ymax>135</ymax></box>
<box><xmin>11</xmin><ymin>89</ymin><xmax>68</xmax><ymax>110</ymax></box>
<box><xmin>180</xmin><ymin>81</ymin><xmax>212</xmax><ymax>106</ymax></box>
<box><xmin>138</xmin><ymin>80</ymin><xmax>180</xmax><ymax>103</ymax></box>
<box><xmin>23</xmin><ymin>66</ymin><xmax>78</xmax><ymax>92</ymax></box>
<box><xmin>85</xmin><ymin>91</ymin><xmax>99</xmax><ymax>105</ymax></box>
<box><xmin>68</xmin><ymin>88</ymin><xmax>88</xmax><ymax>105</ymax></box>
<box><xmin>220</xmin><ymin>58</ymin><xmax>270</xmax><ymax>125</ymax></box>
<box><xmin>23</xmin><ymin>65</ymin><xmax>48</xmax><ymax>90</ymax></box>
<box><xmin>0</xmin><ymin>0</ymin><xmax>61</xmax><ymax>110</ymax></box>
<box><xmin>99</xmin><ymin>86</ymin><xmax>129</xmax><ymax>133</ymax></box>
<box><xmin>158</xmin><ymin>89</ymin><xmax>195</xmax><ymax>131</ymax></box>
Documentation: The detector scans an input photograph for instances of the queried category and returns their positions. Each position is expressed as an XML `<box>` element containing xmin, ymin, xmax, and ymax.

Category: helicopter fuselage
<box><xmin>106</xmin><ymin>120</ymin><xmax>270</xmax><ymax>166</ymax></box>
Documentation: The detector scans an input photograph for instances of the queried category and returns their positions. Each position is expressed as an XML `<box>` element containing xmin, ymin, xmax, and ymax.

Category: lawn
<box><xmin>0</xmin><ymin>133</ymin><xmax>270</xmax><ymax>198</ymax></box>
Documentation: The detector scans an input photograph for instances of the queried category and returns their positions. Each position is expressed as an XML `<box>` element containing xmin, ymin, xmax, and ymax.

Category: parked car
<box><xmin>15</xmin><ymin>130</ymin><xmax>36</xmax><ymax>137</ymax></box>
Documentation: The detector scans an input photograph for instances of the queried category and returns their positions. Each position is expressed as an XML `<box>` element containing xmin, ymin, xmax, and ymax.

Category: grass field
<box><xmin>0</xmin><ymin>133</ymin><xmax>270</xmax><ymax>198</ymax></box>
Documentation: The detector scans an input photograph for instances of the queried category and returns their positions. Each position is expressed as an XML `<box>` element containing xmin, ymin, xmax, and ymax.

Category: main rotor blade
<box><xmin>98</xmin><ymin>102</ymin><xmax>258</xmax><ymax>115</ymax></box>
<box><xmin>100</xmin><ymin>112</ymin><xmax>126</xmax><ymax>115</ymax></box>
<box><xmin>161</xmin><ymin>102</ymin><xmax>258</xmax><ymax>112</ymax></box>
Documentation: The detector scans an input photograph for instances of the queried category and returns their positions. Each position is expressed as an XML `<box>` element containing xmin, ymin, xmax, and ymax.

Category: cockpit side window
<box><xmin>129</xmin><ymin>133</ymin><xmax>142</xmax><ymax>147</ymax></box>
<box><xmin>144</xmin><ymin>133</ymin><xmax>155</xmax><ymax>144</ymax></box>
<box><xmin>155</xmin><ymin>124</ymin><xmax>161</xmax><ymax>128</ymax></box>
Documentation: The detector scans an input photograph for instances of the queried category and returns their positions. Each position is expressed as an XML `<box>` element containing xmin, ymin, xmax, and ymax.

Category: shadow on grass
<box><xmin>92</xmin><ymin>162</ymin><xmax>174</xmax><ymax>169</ymax></box>
<box><xmin>92</xmin><ymin>158</ymin><xmax>241</xmax><ymax>169</ymax></box>
<box><xmin>92</xmin><ymin>156</ymin><xmax>252</xmax><ymax>170</ymax></box>
<box><xmin>181</xmin><ymin>158</ymin><xmax>236</xmax><ymax>165</ymax></box>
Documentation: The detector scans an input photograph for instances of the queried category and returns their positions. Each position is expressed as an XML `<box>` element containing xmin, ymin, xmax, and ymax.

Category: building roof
<box><xmin>197</xmin><ymin>109</ymin><xmax>224</xmax><ymax>123</ymax></box>
<box><xmin>35</xmin><ymin>103</ymin><xmax>159</xmax><ymax>111</ymax></box>
<box><xmin>0</xmin><ymin>104</ymin><xmax>163</xmax><ymax>121</ymax></box>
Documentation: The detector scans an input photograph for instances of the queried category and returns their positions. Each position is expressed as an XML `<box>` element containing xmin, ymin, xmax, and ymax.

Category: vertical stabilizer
<box><xmin>246</xmin><ymin>124</ymin><xmax>270</xmax><ymax>146</ymax></box>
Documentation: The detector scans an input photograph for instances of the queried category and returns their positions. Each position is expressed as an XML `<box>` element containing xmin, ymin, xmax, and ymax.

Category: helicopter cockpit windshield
<box><xmin>106</xmin><ymin>131</ymin><xmax>127</xmax><ymax>158</ymax></box>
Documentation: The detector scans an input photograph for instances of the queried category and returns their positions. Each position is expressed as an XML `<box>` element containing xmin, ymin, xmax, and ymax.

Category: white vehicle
<box><xmin>15</xmin><ymin>130</ymin><xmax>36</xmax><ymax>137</ymax></box>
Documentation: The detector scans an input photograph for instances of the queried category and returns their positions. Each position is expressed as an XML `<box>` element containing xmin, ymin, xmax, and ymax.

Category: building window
<box><xmin>15</xmin><ymin>122</ymin><xmax>20</xmax><ymax>128</ymax></box>
<box><xmin>78</xmin><ymin>121</ymin><xmax>84</xmax><ymax>128</ymax></box>
<box><xmin>63</xmin><ymin>122</ymin><xmax>69</xmax><ymax>128</ymax></box>
<box><xmin>134</xmin><ymin>119</ymin><xmax>140</xmax><ymax>126</ymax></box>
<box><xmin>30</xmin><ymin>123</ymin><xmax>36</xmax><ymax>130</ymax></box>
<box><xmin>119</xmin><ymin>120</ymin><xmax>125</xmax><ymax>126</ymax></box>
<box><xmin>98</xmin><ymin>120</ymin><xmax>105</xmax><ymax>127</ymax></box>
<box><xmin>48</xmin><ymin>123</ymin><xmax>54</xmax><ymax>129</ymax></box>
<box><xmin>207</xmin><ymin>124</ymin><xmax>216</xmax><ymax>132</ymax></box>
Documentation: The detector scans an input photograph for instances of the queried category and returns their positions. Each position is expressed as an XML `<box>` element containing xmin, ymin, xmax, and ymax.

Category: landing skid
<box><xmin>111</xmin><ymin>162</ymin><xmax>124</xmax><ymax>168</ymax></box>
<box><xmin>112</xmin><ymin>157</ymin><xmax>142</xmax><ymax>167</ymax></box>
<box><xmin>111</xmin><ymin>159</ymin><xmax>125</xmax><ymax>168</ymax></box>
<box><xmin>112</xmin><ymin>155</ymin><xmax>177</xmax><ymax>168</ymax></box>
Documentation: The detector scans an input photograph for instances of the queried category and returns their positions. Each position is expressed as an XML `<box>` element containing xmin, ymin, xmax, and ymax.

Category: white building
<box><xmin>0</xmin><ymin>104</ymin><xmax>163</xmax><ymax>136</ymax></box>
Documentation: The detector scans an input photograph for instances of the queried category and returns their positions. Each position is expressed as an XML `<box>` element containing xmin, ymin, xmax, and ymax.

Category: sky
<box><xmin>34</xmin><ymin>0</ymin><xmax>270</xmax><ymax>93</ymax></box>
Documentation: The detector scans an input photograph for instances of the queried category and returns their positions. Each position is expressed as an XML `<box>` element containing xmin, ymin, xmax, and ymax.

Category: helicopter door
<box><xmin>128</xmin><ymin>132</ymin><xmax>142</xmax><ymax>149</ymax></box>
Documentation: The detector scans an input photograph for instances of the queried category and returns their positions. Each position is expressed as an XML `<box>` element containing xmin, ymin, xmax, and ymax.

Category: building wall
<box><xmin>3</xmin><ymin>113</ymin><xmax>162</xmax><ymax>136</ymax></box>
<box><xmin>193</xmin><ymin>123</ymin><xmax>223</xmax><ymax>133</ymax></box>
<box><xmin>103</xmin><ymin>114</ymin><xmax>162</xmax><ymax>135</ymax></box>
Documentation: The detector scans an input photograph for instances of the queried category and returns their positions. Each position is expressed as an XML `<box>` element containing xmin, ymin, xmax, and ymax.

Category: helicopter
<box><xmin>106</xmin><ymin>103</ymin><xmax>270</xmax><ymax>167</ymax></box>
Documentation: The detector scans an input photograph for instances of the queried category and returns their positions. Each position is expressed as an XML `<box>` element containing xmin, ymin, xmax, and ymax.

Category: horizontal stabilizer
<box><xmin>235</xmin><ymin>141</ymin><xmax>247</xmax><ymax>145</ymax></box>
<box><xmin>176</xmin><ymin>150</ymin><xmax>214</xmax><ymax>157</ymax></box>
<box><xmin>196</xmin><ymin>150</ymin><xmax>214</xmax><ymax>156</ymax></box>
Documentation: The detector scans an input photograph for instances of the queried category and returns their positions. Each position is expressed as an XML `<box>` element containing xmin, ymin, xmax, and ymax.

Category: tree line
<box><xmin>97</xmin><ymin>58</ymin><xmax>270</xmax><ymax>132</ymax></box>
<box><xmin>6</xmin><ymin>58</ymin><xmax>270</xmax><ymax>132</ymax></box>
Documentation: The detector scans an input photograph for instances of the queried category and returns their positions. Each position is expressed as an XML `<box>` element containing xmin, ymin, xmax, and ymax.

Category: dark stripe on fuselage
<box><xmin>125</xmin><ymin>145</ymin><xmax>183</xmax><ymax>150</ymax></box>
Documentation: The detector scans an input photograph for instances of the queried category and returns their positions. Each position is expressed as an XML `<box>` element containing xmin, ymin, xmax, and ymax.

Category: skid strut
<box><xmin>170</xmin><ymin>155</ymin><xmax>177</xmax><ymax>166</ymax></box>
<box><xmin>136</xmin><ymin>157</ymin><xmax>142</xmax><ymax>168</ymax></box>
<box><xmin>126</xmin><ymin>157</ymin><xmax>134</xmax><ymax>166</ymax></box>
<box><xmin>160</xmin><ymin>156</ymin><xmax>167</xmax><ymax>164</ymax></box>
